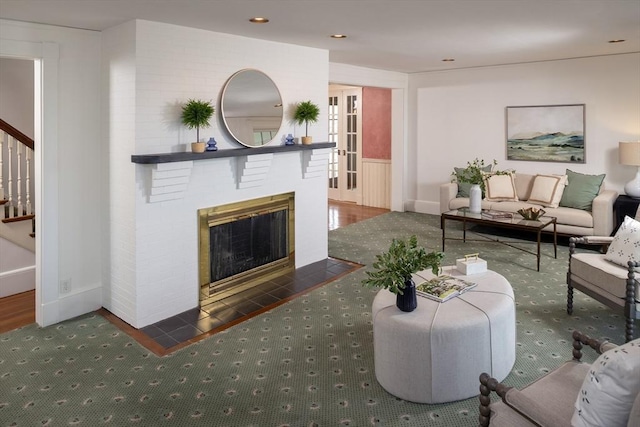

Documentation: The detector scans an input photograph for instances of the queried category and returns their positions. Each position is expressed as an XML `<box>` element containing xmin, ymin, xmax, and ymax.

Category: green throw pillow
<box><xmin>454</xmin><ymin>165</ymin><xmax>493</xmax><ymax>198</ymax></box>
<box><xmin>559</xmin><ymin>169</ymin><xmax>605</xmax><ymax>211</ymax></box>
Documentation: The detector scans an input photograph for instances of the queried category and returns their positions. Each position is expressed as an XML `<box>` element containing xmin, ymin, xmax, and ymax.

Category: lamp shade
<box><xmin>619</xmin><ymin>141</ymin><xmax>640</xmax><ymax>166</ymax></box>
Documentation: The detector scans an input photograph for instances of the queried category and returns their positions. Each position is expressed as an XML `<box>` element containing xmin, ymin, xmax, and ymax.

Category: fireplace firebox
<box><xmin>198</xmin><ymin>193</ymin><xmax>295</xmax><ymax>306</ymax></box>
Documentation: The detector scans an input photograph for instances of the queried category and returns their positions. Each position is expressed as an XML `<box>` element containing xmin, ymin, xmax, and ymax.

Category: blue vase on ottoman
<box><xmin>396</xmin><ymin>277</ymin><xmax>417</xmax><ymax>312</ymax></box>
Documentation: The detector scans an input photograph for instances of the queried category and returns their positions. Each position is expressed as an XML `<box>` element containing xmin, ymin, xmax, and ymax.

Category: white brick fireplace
<box><xmin>102</xmin><ymin>20</ymin><xmax>330</xmax><ymax>328</ymax></box>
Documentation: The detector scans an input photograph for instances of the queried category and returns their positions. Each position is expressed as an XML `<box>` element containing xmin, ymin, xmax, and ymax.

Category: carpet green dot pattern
<box><xmin>0</xmin><ymin>212</ymin><xmax>633</xmax><ymax>426</ymax></box>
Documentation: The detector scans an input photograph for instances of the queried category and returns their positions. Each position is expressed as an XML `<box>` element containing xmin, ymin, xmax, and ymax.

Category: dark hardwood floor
<box><xmin>0</xmin><ymin>290</ymin><xmax>35</xmax><ymax>334</ymax></box>
<box><xmin>0</xmin><ymin>200</ymin><xmax>390</xmax><ymax>353</ymax></box>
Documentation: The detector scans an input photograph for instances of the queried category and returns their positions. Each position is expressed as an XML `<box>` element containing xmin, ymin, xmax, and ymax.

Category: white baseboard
<box><xmin>39</xmin><ymin>283</ymin><xmax>103</xmax><ymax>327</ymax></box>
<box><xmin>0</xmin><ymin>266</ymin><xmax>35</xmax><ymax>297</ymax></box>
<box><xmin>408</xmin><ymin>200</ymin><xmax>441</xmax><ymax>215</ymax></box>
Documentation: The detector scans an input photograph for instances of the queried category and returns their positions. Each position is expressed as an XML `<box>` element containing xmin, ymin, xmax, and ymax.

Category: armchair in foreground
<box><xmin>478</xmin><ymin>330</ymin><xmax>640</xmax><ymax>427</ymax></box>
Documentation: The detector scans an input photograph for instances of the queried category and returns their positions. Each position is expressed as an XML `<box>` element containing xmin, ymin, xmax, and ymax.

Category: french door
<box><xmin>328</xmin><ymin>87</ymin><xmax>362</xmax><ymax>203</ymax></box>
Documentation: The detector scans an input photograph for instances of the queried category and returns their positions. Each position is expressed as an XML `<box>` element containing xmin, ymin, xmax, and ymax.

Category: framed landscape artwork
<box><xmin>506</xmin><ymin>104</ymin><xmax>585</xmax><ymax>163</ymax></box>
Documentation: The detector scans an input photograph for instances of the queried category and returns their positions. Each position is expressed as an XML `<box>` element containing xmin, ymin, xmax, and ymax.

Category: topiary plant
<box><xmin>181</xmin><ymin>99</ymin><xmax>215</xmax><ymax>142</ymax></box>
<box><xmin>293</xmin><ymin>100</ymin><xmax>320</xmax><ymax>137</ymax></box>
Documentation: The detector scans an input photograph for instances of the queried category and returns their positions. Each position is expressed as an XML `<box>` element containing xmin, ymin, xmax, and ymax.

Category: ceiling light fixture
<box><xmin>330</xmin><ymin>34</ymin><xmax>347</xmax><ymax>39</ymax></box>
<box><xmin>608</xmin><ymin>39</ymin><xmax>625</xmax><ymax>43</ymax></box>
<box><xmin>442</xmin><ymin>58</ymin><xmax>455</xmax><ymax>62</ymax></box>
<box><xmin>249</xmin><ymin>17</ymin><xmax>269</xmax><ymax>23</ymax></box>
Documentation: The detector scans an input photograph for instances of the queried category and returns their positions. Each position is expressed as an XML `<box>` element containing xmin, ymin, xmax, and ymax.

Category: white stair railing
<box><xmin>1</xmin><ymin>127</ymin><xmax>34</xmax><ymax>221</ymax></box>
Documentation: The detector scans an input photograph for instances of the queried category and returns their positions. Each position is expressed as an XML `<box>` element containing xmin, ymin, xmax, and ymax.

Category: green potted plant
<box><xmin>181</xmin><ymin>99</ymin><xmax>215</xmax><ymax>153</ymax></box>
<box><xmin>451</xmin><ymin>158</ymin><xmax>497</xmax><ymax>195</ymax></box>
<box><xmin>451</xmin><ymin>158</ymin><xmax>504</xmax><ymax>213</ymax></box>
<box><xmin>362</xmin><ymin>235</ymin><xmax>444</xmax><ymax>312</ymax></box>
<box><xmin>293</xmin><ymin>100</ymin><xmax>320</xmax><ymax>145</ymax></box>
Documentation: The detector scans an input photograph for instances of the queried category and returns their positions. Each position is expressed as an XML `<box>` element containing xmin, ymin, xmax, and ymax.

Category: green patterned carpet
<box><xmin>0</xmin><ymin>212</ymin><xmax>631</xmax><ymax>426</ymax></box>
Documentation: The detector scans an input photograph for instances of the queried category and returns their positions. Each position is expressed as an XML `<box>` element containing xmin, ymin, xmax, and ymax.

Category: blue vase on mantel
<box><xmin>396</xmin><ymin>277</ymin><xmax>417</xmax><ymax>312</ymax></box>
<box><xmin>285</xmin><ymin>133</ymin><xmax>295</xmax><ymax>146</ymax></box>
<box><xmin>206</xmin><ymin>137</ymin><xmax>218</xmax><ymax>151</ymax></box>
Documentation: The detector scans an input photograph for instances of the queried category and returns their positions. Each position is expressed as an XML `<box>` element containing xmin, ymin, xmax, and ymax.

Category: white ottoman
<box><xmin>371</xmin><ymin>268</ymin><xmax>515</xmax><ymax>404</ymax></box>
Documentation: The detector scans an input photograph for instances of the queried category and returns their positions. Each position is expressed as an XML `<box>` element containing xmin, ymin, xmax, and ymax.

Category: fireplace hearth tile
<box><xmin>155</xmin><ymin>316</ymin><xmax>188</xmax><ymax>333</ymax></box>
<box><xmin>139</xmin><ymin>324</ymin><xmax>165</xmax><ymax>339</ymax></box>
<box><xmin>177</xmin><ymin>308</ymin><xmax>207</xmax><ymax>323</ymax></box>
<box><xmin>167</xmin><ymin>325</ymin><xmax>202</xmax><ymax>342</ymax></box>
<box><xmin>137</xmin><ymin>257</ymin><xmax>360</xmax><ymax>352</ymax></box>
<box><xmin>195</xmin><ymin>317</ymin><xmax>225</xmax><ymax>333</ymax></box>
<box><xmin>153</xmin><ymin>334</ymin><xmax>180</xmax><ymax>348</ymax></box>
<box><xmin>250</xmin><ymin>293</ymin><xmax>280</xmax><ymax>307</ymax></box>
<box><xmin>211</xmin><ymin>306</ymin><xmax>246</xmax><ymax>323</ymax></box>
<box><xmin>229</xmin><ymin>300</ymin><xmax>264</xmax><ymax>316</ymax></box>
<box><xmin>266</xmin><ymin>287</ymin><xmax>298</xmax><ymax>299</ymax></box>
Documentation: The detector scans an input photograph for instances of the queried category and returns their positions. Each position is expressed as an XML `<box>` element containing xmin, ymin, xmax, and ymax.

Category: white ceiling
<box><xmin>1</xmin><ymin>0</ymin><xmax>639</xmax><ymax>73</ymax></box>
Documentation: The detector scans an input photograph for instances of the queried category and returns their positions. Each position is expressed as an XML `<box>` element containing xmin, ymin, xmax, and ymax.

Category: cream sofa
<box><xmin>440</xmin><ymin>172</ymin><xmax>618</xmax><ymax>236</ymax></box>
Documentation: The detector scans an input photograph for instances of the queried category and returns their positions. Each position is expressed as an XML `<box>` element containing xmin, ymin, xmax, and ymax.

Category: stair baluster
<box><xmin>16</xmin><ymin>141</ymin><xmax>23</xmax><ymax>217</ymax></box>
<box><xmin>6</xmin><ymin>135</ymin><xmax>14</xmax><ymax>219</ymax></box>
<box><xmin>25</xmin><ymin>148</ymin><xmax>32</xmax><ymax>215</ymax></box>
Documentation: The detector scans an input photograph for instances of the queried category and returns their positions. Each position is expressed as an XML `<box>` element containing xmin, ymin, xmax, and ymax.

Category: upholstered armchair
<box><xmin>479</xmin><ymin>330</ymin><xmax>640</xmax><ymax>427</ymax></box>
<box><xmin>567</xmin><ymin>213</ymin><xmax>639</xmax><ymax>342</ymax></box>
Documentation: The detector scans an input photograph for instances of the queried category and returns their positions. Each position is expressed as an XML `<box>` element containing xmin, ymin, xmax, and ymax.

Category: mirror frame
<box><xmin>220</xmin><ymin>69</ymin><xmax>284</xmax><ymax>148</ymax></box>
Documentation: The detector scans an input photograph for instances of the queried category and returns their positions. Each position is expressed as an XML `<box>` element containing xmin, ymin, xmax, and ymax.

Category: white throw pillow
<box><xmin>604</xmin><ymin>215</ymin><xmax>640</xmax><ymax>270</ymax></box>
<box><xmin>572</xmin><ymin>338</ymin><xmax>640</xmax><ymax>427</ymax></box>
<box><xmin>528</xmin><ymin>174</ymin><xmax>567</xmax><ymax>208</ymax></box>
<box><xmin>482</xmin><ymin>172</ymin><xmax>518</xmax><ymax>202</ymax></box>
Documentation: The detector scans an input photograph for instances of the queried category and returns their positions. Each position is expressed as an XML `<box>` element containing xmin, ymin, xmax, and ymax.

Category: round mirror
<box><xmin>220</xmin><ymin>69</ymin><xmax>283</xmax><ymax>147</ymax></box>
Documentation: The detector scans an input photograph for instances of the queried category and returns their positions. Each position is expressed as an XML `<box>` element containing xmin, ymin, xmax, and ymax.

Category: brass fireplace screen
<box><xmin>198</xmin><ymin>193</ymin><xmax>295</xmax><ymax>305</ymax></box>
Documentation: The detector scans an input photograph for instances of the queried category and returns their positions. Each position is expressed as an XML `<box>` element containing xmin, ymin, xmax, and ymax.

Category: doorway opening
<box><xmin>328</xmin><ymin>84</ymin><xmax>391</xmax><ymax>209</ymax></box>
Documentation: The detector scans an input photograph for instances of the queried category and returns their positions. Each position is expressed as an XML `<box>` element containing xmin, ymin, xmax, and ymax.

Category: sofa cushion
<box><xmin>528</xmin><ymin>174</ymin><xmax>567</xmax><ymax>208</ymax></box>
<box><xmin>483</xmin><ymin>172</ymin><xmax>518</xmax><ymax>202</ymax></box>
<box><xmin>572</xmin><ymin>338</ymin><xmax>640</xmax><ymax>427</ymax></box>
<box><xmin>514</xmin><ymin>173</ymin><xmax>535</xmax><ymax>201</ymax></box>
<box><xmin>605</xmin><ymin>215</ymin><xmax>640</xmax><ymax>271</ymax></box>
<box><xmin>559</xmin><ymin>169</ymin><xmax>605</xmax><ymax>211</ymax></box>
<box><xmin>454</xmin><ymin>164</ymin><xmax>493</xmax><ymax>198</ymax></box>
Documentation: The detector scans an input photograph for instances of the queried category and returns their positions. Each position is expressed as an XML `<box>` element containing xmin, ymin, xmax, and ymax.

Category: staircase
<box><xmin>1</xmin><ymin>118</ymin><xmax>36</xmax><ymax>298</ymax></box>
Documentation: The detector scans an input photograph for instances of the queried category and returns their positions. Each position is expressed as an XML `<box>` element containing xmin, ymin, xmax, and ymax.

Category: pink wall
<box><xmin>362</xmin><ymin>87</ymin><xmax>391</xmax><ymax>160</ymax></box>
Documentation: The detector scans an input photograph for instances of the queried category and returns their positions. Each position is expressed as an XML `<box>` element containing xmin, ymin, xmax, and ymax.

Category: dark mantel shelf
<box><xmin>131</xmin><ymin>142</ymin><xmax>335</xmax><ymax>164</ymax></box>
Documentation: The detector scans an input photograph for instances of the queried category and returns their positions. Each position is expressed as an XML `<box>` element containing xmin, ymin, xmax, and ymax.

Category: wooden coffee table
<box><xmin>441</xmin><ymin>209</ymin><xmax>557</xmax><ymax>271</ymax></box>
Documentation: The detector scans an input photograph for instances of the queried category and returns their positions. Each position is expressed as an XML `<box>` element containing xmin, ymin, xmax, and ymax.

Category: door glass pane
<box><xmin>328</xmin><ymin>95</ymin><xmax>339</xmax><ymax>190</ymax></box>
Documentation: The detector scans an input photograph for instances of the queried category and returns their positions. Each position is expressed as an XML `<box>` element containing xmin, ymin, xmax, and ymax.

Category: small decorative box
<box><xmin>456</xmin><ymin>253</ymin><xmax>487</xmax><ymax>275</ymax></box>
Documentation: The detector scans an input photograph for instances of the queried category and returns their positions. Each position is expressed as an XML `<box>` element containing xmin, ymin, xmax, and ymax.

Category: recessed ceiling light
<box><xmin>608</xmin><ymin>39</ymin><xmax>625</xmax><ymax>43</ymax></box>
<box><xmin>330</xmin><ymin>34</ymin><xmax>347</xmax><ymax>39</ymax></box>
<box><xmin>250</xmin><ymin>17</ymin><xmax>269</xmax><ymax>23</ymax></box>
<box><xmin>442</xmin><ymin>58</ymin><xmax>455</xmax><ymax>62</ymax></box>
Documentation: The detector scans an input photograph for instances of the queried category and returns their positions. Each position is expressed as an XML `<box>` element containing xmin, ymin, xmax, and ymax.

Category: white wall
<box><xmin>407</xmin><ymin>53</ymin><xmax>640</xmax><ymax>214</ymax></box>
<box><xmin>0</xmin><ymin>236</ymin><xmax>35</xmax><ymax>297</ymax></box>
<box><xmin>104</xmin><ymin>20</ymin><xmax>330</xmax><ymax>328</ymax></box>
<box><xmin>0</xmin><ymin>19</ymin><xmax>103</xmax><ymax>325</ymax></box>
<box><xmin>0</xmin><ymin>57</ymin><xmax>34</xmax><ymax>137</ymax></box>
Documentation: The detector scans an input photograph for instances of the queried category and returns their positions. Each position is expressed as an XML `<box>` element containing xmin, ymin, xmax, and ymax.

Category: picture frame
<box><xmin>505</xmin><ymin>104</ymin><xmax>585</xmax><ymax>163</ymax></box>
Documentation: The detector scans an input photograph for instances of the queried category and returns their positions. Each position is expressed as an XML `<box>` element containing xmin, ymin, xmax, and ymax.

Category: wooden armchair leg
<box><xmin>479</xmin><ymin>373</ymin><xmax>512</xmax><ymax>427</ymax></box>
